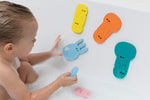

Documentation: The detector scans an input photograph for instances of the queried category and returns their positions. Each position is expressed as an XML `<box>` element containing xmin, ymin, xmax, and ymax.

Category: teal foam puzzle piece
<box><xmin>113</xmin><ymin>42</ymin><xmax>136</xmax><ymax>79</ymax></box>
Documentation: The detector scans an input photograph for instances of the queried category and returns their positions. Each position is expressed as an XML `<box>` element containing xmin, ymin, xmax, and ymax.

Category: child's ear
<box><xmin>4</xmin><ymin>43</ymin><xmax>14</xmax><ymax>54</ymax></box>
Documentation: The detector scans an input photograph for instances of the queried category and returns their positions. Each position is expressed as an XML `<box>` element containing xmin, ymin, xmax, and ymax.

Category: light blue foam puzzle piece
<box><xmin>70</xmin><ymin>67</ymin><xmax>79</xmax><ymax>77</ymax></box>
<box><xmin>113</xmin><ymin>42</ymin><xmax>136</xmax><ymax>79</ymax></box>
<box><xmin>63</xmin><ymin>39</ymin><xmax>88</xmax><ymax>61</ymax></box>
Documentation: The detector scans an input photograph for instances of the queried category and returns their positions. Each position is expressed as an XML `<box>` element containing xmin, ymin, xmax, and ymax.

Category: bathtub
<box><xmin>10</xmin><ymin>0</ymin><xmax>150</xmax><ymax>99</ymax></box>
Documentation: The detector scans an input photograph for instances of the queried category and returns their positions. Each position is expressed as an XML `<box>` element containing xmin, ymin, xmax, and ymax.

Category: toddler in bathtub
<box><xmin>0</xmin><ymin>1</ymin><xmax>77</xmax><ymax>100</ymax></box>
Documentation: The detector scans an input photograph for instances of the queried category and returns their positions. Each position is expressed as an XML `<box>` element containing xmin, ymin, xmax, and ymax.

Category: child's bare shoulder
<box><xmin>0</xmin><ymin>63</ymin><xmax>18</xmax><ymax>85</ymax></box>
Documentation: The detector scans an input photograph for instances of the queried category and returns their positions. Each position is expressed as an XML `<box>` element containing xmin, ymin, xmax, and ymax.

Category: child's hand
<box><xmin>50</xmin><ymin>35</ymin><xmax>63</xmax><ymax>56</ymax></box>
<box><xmin>56</xmin><ymin>72</ymin><xmax>78</xmax><ymax>87</ymax></box>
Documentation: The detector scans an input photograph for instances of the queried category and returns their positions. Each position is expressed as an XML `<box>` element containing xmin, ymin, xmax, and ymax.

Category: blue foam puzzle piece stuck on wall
<box><xmin>63</xmin><ymin>39</ymin><xmax>88</xmax><ymax>61</ymax></box>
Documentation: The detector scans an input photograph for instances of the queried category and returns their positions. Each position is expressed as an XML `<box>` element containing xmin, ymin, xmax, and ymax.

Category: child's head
<box><xmin>0</xmin><ymin>1</ymin><xmax>38</xmax><ymax>58</ymax></box>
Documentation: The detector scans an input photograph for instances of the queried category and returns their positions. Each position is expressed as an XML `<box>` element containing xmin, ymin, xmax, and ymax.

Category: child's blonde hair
<box><xmin>0</xmin><ymin>1</ymin><xmax>34</xmax><ymax>44</ymax></box>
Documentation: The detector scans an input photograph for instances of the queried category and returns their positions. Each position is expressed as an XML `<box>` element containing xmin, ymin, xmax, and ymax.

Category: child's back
<box><xmin>0</xmin><ymin>63</ymin><xmax>10</xmax><ymax>100</ymax></box>
<box><xmin>0</xmin><ymin>85</ymin><xmax>10</xmax><ymax>100</ymax></box>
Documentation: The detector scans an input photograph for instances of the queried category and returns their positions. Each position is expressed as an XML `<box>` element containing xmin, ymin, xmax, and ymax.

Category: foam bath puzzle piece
<box><xmin>93</xmin><ymin>13</ymin><xmax>122</xmax><ymax>43</ymax></box>
<box><xmin>72</xmin><ymin>4</ymin><xmax>88</xmax><ymax>33</ymax></box>
<box><xmin>70</xmin><ymin>67</ymin><xmax>79</xmax><ymax>77</ymax></box>
<box><xmin>73</xmin><ymin>87</ymin><xmax>92</xmax><ymax>99</ymax></box>
<box><xmin>113</xmin><ymin>42</ymin><xmax>136</xmax><ymax>79</ymax></box>
<box><xmin>63</xmin><ymin>39</ymin><xmax>88</xmax><ymax>61</ymax></box>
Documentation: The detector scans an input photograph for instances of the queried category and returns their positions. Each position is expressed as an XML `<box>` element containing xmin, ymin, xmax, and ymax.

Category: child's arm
<box><xmin>26</xmin><ymin>51</ymin><xmax>53</xmax><ymax>65</ymax></box>
<box><xmin>26</xmin><ymin>35</ymin><xmax>62</xmax><ymax>65</ymax></box>
<box><xmin>31</xmin><ymin>72</ymin><xmax>77</xmax><ymax>100</ymax></box>
<box><xmin>0</xmin><ymin>66</ymin><xmax>77</xmax><ymax>100</ymax></box>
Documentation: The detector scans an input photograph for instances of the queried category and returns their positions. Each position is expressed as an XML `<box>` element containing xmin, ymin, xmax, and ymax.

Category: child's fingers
<box><xmin>64</xmin><ymin>72</ymin><xmax>71</xmax><ymax>76</ymax></box>
<box><xmin>71</xmin><ymin>81</ymin><xmax>78</xmax><ymax>85</ymax></box>
<box><xmin>56</xmin><ymin>37</ymin><xmax>61</xmax><ymax>43</ymax></box>
<box><xmin>58</xmin><ymin>53</ymin><xmax>63</xmax><ymax>56</ymax></box>
<box><xmin>72</xmin><ymin>76</ymin><xmax>78</xmax><ymax>81</ymax></box>
<box><xmin>64</xmin><ymin>72</ymin><xmax>77</xmax><ymax>79</ymax></box>
<box><xmin>60</xmin><ymin>53</ymin><xmax>63</xmax><ymax>56</ymax></box>
<box><xmin>54</xmin><ymin>38</ymin><xmax>61</xmax><ymax>48</ymax></box>
<box><xmin>56</xmin><ymin>35</ymin><xmax>61</xmax><ymax>39</ymax></box>
<box><xmin>72</xmin><ymin>77</ymin><xmax>78</xmax><ymax>84</ymax></box>
<box><xmin>53</xmin><ymin>35</ymin><xmax>61</xmax><ymax>48</ymax></box>
<box><xmin>68</xmin><ymin>75</ymin><xmax>78</xmax><ymax>81</ymax></box>
<box><xmin>52</xmin><ymin>52</ymin><xmax>62</xmax><ymax>56</ymax></box>
<box><xmin>63</xmin><ymin>72</ymin><xmax>78</xmax><ymax>81</ymax></box>
<box><xmin>57</xmin><ymin>53</ymin><xmax>63</xmax><ymax>56</ymax></box>
<box><xmin>55</xmin><ymin>35</ymin><xmax>61</xmax><ymax>42</ymax></box>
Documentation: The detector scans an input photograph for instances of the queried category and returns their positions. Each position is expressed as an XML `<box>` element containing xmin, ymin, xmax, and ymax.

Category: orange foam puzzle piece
<box><xmin>93</xmin><ymin>13</ymin><xmax>122</xmax><ymax>43</ymax></box>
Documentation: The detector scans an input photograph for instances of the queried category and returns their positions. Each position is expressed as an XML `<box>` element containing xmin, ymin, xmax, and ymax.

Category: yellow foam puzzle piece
<box><xmin>72</xmin><ymin>4</ymin><xmax>88</xmax><ymax>33</ymax></box>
